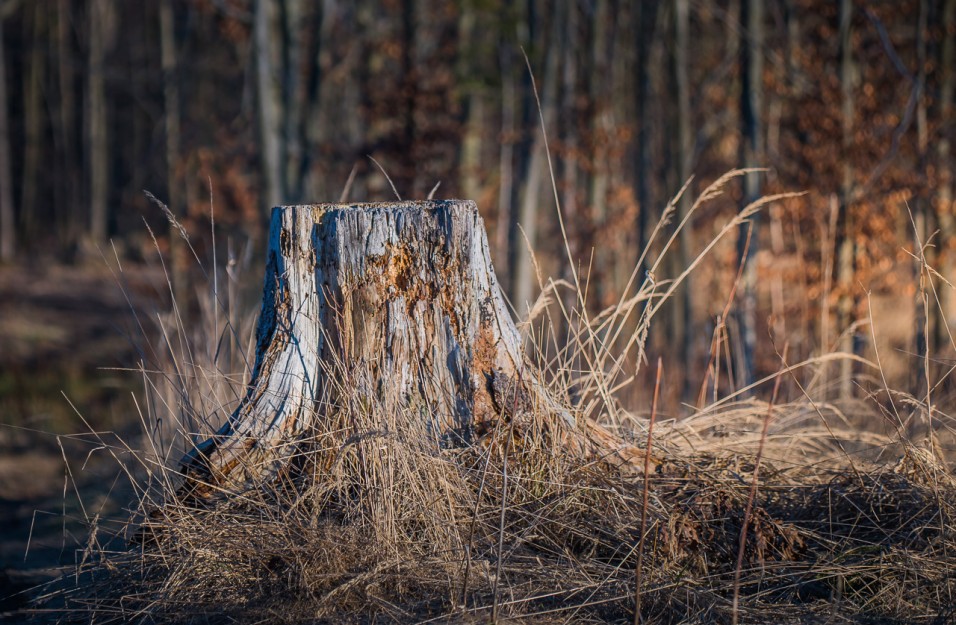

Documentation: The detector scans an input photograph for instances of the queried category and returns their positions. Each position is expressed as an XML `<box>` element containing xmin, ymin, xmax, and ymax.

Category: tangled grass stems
<box><xmin>43</xmin><ymin>391</ymin><xmax>956</xmax><ymax>624</ymax></box>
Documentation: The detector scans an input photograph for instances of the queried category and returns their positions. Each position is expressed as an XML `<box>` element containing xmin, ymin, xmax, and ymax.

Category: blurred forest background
<box><xmin>0</xmin><ymin>0</ymin><xmax>954</xmax><ymax>430</ymax></box>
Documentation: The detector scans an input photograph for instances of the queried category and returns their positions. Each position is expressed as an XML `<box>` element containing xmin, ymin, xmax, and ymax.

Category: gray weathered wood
<box><xmin>182</xmin><ymin>200</ymin><xmax>639</xmax><ymax>496</ymax></box>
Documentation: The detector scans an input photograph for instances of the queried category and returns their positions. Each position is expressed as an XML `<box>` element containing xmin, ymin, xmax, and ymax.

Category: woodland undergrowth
<box><xmin>23</xmin><ymin>172</ymin><xmax>956</xmax><ymax>625</ymax></box>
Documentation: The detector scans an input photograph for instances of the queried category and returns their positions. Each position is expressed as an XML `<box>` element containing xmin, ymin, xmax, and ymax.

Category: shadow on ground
<box><xmin>0</xmin><ymin>261</ymin><xmax>161</xmax><ymax>619</ymax></box>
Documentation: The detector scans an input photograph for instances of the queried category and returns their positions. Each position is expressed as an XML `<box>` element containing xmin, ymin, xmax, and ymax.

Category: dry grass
<box><xmin>26</xmin><ymin>180</ymin><xmax>956</xmax><ymax>624</ymax></box>
<box><xmin>48</xmin><ymin>403</ymin><xmax>956</xmax><ymax>624</ymax></box>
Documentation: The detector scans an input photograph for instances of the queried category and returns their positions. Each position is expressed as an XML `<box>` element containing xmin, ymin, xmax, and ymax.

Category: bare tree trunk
<box><xmin>309</xmin><ymin>0</ymin><xmax>355</xmax><ymax>201</ymax></box>
<box><xmin>510</xmin><ymin>5</ymin><xmax>559</xmax><ymax>316</ymax></box>
<box><xmin>254</xmin><ymin>0</ymin><xmax>283</xmax><ymax>210</ymax></box>
<box><xmin>560</xmin><ymin>0</ymin><xmax>579</xmax><ymax>280</ymax></box>
<box><xmin>588</xmin><ymin>0</ymin><xmax>611</xmax><ymax>303</ymax></box>
<box><xmin>836</xmin><ymin>0</ymin><xmax>855</xmax><ymax>398</ymax></box>
<box><xmin>553</xmin><ymin>0</ymin><xmax>582</xmax><ymax>340</ymax></box>
<box><xmin>913</xmin><ymin>0</ymin><xmax>930</xmax><ymax>399</ymax></box>
<box><xmin>736</xmin><ymin>0</ymin><xmax>763</xmax><ymax>391</ymax></box>
<box><xmin>56</xmin><ymin>0</ymin><xmax>80</xmax><ymax>246</ymax></box>
<box><xmin>87</xmin><ymin>0</ymin><xmax>113</xmax><ymax>244</ymax></box>
<box><xmin>401</xmin><ymin>0</ymin><xmax>416</xmax><ymax>196</ymax></box>
<box><xmin>181</xmin><ymin>201</ymin><xmax>641</xmax><ymax>496</ymax></box>
<box><xmin>160</xmin><ymin>0</ymin><xmax>185</xmax><ymax>300</ymax></box>
<box><xmin>496</xmin><ymin>41</ymin><xmax>516</xmax><ymax>284</ymax></box>
<box><xmin>673</xmin><ymin>0</ymin><xmax>694</xmax><ymax>393</ymax></box>
<box><xmin>634</xmin><ymin>1</ymin><xmax>660</xmax><ymax>265</ymax></box>
<box><xmin>280</xmin><ymin>0</ymin><xmax>304</xmax><ymax>203</ymax></box>
<box><xmin>937</xmin><ymin>0</ymin><xmax>956</xmax><ymax>351</ymax></box>
<box><xmin>0</xmin><ymin>11</ymin><xmax>13</xmax><ymax>262</ymax></box>
<box><xmin>512</xmin><ymin>133</ymin><xmax>545</xmax><ymax>315</ymax></box>
<box><xmin>458</xmin><ymin>5</ymin><xmax>481</xmax><ymax>205</ymax></box>
<box><xmin>295</xmin><ymin>2</ymin><xmax>323</xmax><ymax>201</ymax></box>
<box><xmin>21</xmin><ymin>5</ymin><xmax>43</xmax><ymax>243</ymax></box>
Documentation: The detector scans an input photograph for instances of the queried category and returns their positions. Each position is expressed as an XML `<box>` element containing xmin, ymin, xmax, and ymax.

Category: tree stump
<box><xmin>181</xmin><ymin>200</ymin><xmax>639</xmax><ymax>497</ymax></box>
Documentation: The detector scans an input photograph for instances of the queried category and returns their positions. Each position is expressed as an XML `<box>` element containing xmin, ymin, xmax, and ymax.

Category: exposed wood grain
<box><xmin>181</xmin><ymin>200</ymin><xmax>641</xmax><ymax>497</ymax></box>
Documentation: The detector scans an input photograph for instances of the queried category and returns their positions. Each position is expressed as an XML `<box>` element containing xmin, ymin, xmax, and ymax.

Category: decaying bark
<box><xmin>182</xmin><ymin>200</ymin><xmax>639</xmax><ymax>496</ymax></box>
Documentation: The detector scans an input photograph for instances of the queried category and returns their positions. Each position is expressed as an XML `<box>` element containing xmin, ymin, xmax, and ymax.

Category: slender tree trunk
<box><xmin>311</xmin><ymin>0</ymin><xmax>353</xmax><ymax>200</ymax></box>
<box><xmin>736</xmin><ymin>0</ymin><xmax>763</xmax><ymax>390</ymax></box>
<box><xmin>556</xmin><ymin>0</ymin><xmax>581</xmax><ymax>333</ymax></box>
<box><xmin>347</xmin><ymin>1</ymin><xmax>369</xmax><ymax>200</ymax></box>
<box><xmin>560</xmin><ymin>0</ymin><xmax>578</xmax><ymax>263</ymax></box>
<box><xmin>510</xmin><ymin>3</ymin><xmax>559</xmax><ymax>315</ymax></box>
<box><xmin>296</xmin><ymin>2</ymin><xmax>322</xmax><ymax>201</ymax></box>
<box><xmin>401</xmin><ymin>0</ymin><xmax>416</xmax><ymax>196</ymax></box>
<box><xmin>937</xmin><ymin>0</ymin><xmax>956</xmax><ymax>351</ymax></box>
<box><xmin>836</xmin><ymin>0</ymin><xmax>855</xmax><ymax>398</ymax></box>
<box><xmin>913</xmin><ymin>0</ymin><xmax>930</xmax><ymax>399</ymax></box>
<box><xmin>0</xmin><ymin>15</ymin><xmax>13</xmax><ymax>262</ymax></box>
<box><xmin>458</xmin><ymin>5</ymin><xmax>482</xmax><ymax>205</ymax></box>
<box><xmin>496</xmin><ymin>41</ymin><xmax>516</xmax><ymax>285</ymax></box>
<box><xmin>181</xmin><ymin>201</ymin><xmax>642</xmax><ymax>496</ymax></box>
<box><xmin>21</xmin><ymin>5</ymin><xmax>43</xmax><ymax>243</ymax></box>
<box><xmin>56</xmin><ymin>0</ymin><xmax>79</xmax><ymax>246</ymax></box>
<box><xmin>512</xmin><ymin>114</ymin><xmax>545</xmax><ymax>315</ymax></box>
<box><xmin>766</xmin><ymin>2</ymin><xmax>791</xmax><ymax>346</ymax></box>
<box><xmin>588</xmin><ymin>0</ymin><xmax>611</xmax><ymax>303</ymax></box>
<box><xmin>280</xmin><ymin>0</ymin><xmax>304</xmax><ymax>203</ymax></box>
<box><xmin>673</xmin><ymin>0</ymin><xmax>694</xmax><ymax>393</ymax></box>
<box><xmin>160</xmin><ymin>0</ymin><xmax>185</xmax><ymax>301</ymax></box>
<box><xmin>87</xmin><ymin>0</ymin><xmax>112</xmax><ymax>244</ymax></box>
<box><xmin>255</xmin><ymin>0</ymin><xmax>283</xmax><ymax>210</ymax></box>
<box><xmin>634</xmin><ymin>1</ymin><xmax>660</xmax><ymax>264</ymax></box>
<box><xmin>784</xmin><ymin>0</ymin><xmax>800</xmax><ymax>96</ymax></box>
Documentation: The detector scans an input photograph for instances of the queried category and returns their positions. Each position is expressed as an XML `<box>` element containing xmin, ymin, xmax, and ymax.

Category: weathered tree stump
<box><xmin>182</xmin><ymin>200</ymin><xmax>638</xmax><ymax>496</ymax></box>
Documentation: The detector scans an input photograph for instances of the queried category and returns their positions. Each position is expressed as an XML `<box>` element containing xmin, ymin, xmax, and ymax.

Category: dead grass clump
<box><xmin>49</xmin><ymin>392</ymin><xmax>956</xmax><ymax>624</ymax></box>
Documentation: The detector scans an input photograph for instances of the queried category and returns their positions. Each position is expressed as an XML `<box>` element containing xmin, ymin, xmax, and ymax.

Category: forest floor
<box><xmin>0</xmin><ymin>260</ymin><xmax>161</xmax><ymax>618</ymax></box>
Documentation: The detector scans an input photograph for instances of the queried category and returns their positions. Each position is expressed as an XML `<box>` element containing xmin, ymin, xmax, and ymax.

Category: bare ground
<box><xmin>0</xmin><ymin>260</ymin><xmax>162</xmax><ymax>617</ymax></box>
